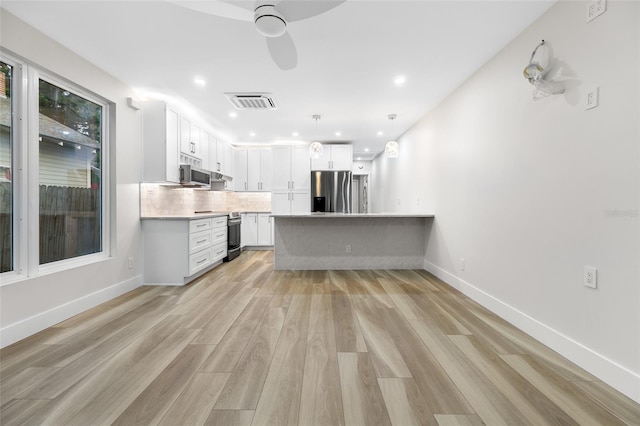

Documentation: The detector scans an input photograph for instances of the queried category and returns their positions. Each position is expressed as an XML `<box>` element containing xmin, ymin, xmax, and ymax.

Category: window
<box><xmin>38</xmin><ymin>79</ymin><xmax>102</xmax><ymax>264</ymax></box>
<box><xmin>0</xmin><ymin>51</ymin><xmax>109</xmax><ymax>281</ymax></box>
<box><xmin>0</xmin><ymin>61</ymin><xmax>12</xmax><ymax>273</ymax></box>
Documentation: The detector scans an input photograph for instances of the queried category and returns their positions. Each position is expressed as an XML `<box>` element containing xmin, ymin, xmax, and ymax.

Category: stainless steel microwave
<box><xmin>179</xmin><ymin>164</ymin><xmax>211</xmax><ymax>186</ymax></box>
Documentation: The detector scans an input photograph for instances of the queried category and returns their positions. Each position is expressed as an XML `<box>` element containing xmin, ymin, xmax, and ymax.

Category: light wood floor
<box><xmin>1</xmin><ymin>251</ymin><xmax>639</xmax><ymax>426</ymax></box>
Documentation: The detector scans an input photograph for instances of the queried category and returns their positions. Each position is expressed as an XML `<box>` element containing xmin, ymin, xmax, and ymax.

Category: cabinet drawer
<box><xmin>190</xmin><ymin>218</ymin><xmax>212</xmax><ymax>233</ymax></box>
<box><xmin>211</xmin><ymin>227</ymin><xmax>227</xmax><ymax>246</ymax></box>
<box><xmin>189</xmin><ymin>229</ymin><xmax>212</xmax><ymax>254</ymax></box>
<box><xmin>211</xmin><ymin>241</ymin><xmax>227</xmax><ymax>263</ymax></box>
<box><xmin>211</xmin><ymin>216</ymin><xmax>227</xmax><ymax>228</ymax></box>
<box><xmin>189</xmin><ymin>247</ymin><xmax>212</xmax><ymax>275</ymax></box>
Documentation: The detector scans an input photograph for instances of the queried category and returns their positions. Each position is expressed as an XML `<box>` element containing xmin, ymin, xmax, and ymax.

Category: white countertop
<box><xmin>140</xmin><ymin>212</ymin><xmax>228</xmax><ymax>220</ymax></box>
<box><xmin>271</xmin><ymin>213</ymin><xmax>434</xmax><ymax>218</ymax></box>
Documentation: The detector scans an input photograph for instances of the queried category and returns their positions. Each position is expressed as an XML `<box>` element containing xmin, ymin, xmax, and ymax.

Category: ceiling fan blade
<box><xmin>266</xmin><ymin>32</ymin><xmax>298</xmax><ymax>70</ymax></box>
<box><xmin>277</xmin><ymin>0</ymin><xmax>345</xmax><ymax>22</ymax></box>
<box><xmin>167</xmin><ymin>0</ymin><xmax>253</xmax><ymax>21</ymax></box>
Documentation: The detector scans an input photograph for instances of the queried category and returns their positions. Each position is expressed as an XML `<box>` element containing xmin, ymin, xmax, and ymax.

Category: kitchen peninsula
<box><xmin>271</xmin><ymin>213</ymin><xmax>434</xmax><ymax>270</ymax></box>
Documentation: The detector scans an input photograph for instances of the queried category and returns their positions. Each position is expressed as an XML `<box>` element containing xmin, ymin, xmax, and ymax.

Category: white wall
<box><xmin>0</xmin><ymin>11</ymin><xmax>143</xmax><ymax>347</ymax></box>
<box><xmin>371</xmin><ymin>1</ymin><xmax>640</xmax><ymax>402</ymax></box>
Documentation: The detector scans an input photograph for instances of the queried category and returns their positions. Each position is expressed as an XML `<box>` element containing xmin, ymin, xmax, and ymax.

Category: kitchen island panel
<box><xmin>273</xmin><ymin>216</ymin><xmax>429</xmax><ymax>270</ymax></box>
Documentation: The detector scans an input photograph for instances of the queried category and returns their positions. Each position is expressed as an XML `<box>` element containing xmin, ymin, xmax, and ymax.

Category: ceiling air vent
<box><xmin>225</xmin><ymin>93</ymin><xmax>277</xmax><ymax>110</ymax></box>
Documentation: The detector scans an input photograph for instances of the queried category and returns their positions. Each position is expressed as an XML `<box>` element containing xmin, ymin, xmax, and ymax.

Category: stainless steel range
<box><xmin>224</xmin><ymin>212</ymin><xmax>241</xmax><ymax>262</ymax></box>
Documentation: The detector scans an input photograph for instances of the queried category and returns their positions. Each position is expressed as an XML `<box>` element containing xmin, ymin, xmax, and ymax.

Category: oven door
<box><xmin>224</xmin><ymin>217</ymin><xmax>242</xmax><ymax>262</ymax></box>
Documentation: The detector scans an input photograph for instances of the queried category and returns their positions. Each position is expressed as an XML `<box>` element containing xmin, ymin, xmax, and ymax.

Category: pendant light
<box><xmin>309</xmin><ymin>114</ymin><xmax>323</xmax><ymax>159</ymax></box>
<box><xmin>384</xmin><ymin>114</ymin><xmax>399</xmax><ymax>158</ymax></box>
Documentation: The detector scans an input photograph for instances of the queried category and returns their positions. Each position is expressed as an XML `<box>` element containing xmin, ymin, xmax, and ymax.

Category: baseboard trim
<box><xmin>423</xmin><ymin>259</ymin><xmax>640</xmax><ymax>404</ymax></box>
<box><xmin>0</xmin><ymin>275</ymin><xmax>143</xmax><ymax>349</ymax></box>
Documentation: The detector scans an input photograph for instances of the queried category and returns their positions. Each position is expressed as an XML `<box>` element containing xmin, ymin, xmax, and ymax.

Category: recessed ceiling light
<box><xmin>394</xmin><ymin>75</ymin><xmax>406</xmax><ymax>86</ymax></box>
<box><xmin>357</xmin><ymin>157</ymin><xmax>362</xmax><ymax>161</ymax></box>
<box><xmin>377</xmin><ymin>131</ymin><xmax>383</xmax><ymax>136</ymax></box>
<box><xmin>229</xmin><ymin>112</ymin><xmax>237</xmax><ymax>118</ymax></box>
<box><xmin>364</xmin><ymin>148</ymin><xmax>370</xmax><ymax>152</ymax></box>
<box><xmin>292</xmin><ymin>132</ymin><xmax>299</xmax><ymax>137</ymax></box>
<box><xmin>335</xmin><ymin>131</ymin><xmax>341</xmax><ymax>137</ymax></box>
<box><xmin>250</xmin><ymin>132</ymin><xmax>256</xmax><ymax>137</ymax></box>
<box><xmin>194</xmin><ymin>77</ymin><xmax>206</xmax><ymax>86</ymax></box>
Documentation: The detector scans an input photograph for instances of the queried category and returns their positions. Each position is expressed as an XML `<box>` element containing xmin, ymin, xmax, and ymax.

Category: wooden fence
<box><xmin>0</xmin><ymin>182</ymin><xmax>100</xmax><ymax>271</ymax></box>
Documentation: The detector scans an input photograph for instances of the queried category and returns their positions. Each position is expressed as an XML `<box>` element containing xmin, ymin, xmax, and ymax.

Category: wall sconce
<box><xmin>523</xmin><ymin>40</ymin><xmax>564</xmax><ymax>101</ymax></box>
<box><xmin>384</xmin><ymin>114</ymin><xmax>399</xmax><ymax>158</ymax></box>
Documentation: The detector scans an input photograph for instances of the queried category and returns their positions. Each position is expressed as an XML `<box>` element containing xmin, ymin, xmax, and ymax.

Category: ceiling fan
<box><xmin>169</xmin><ymin>0</ymin><xmax>345</xmax><ymax>70</ymax></box>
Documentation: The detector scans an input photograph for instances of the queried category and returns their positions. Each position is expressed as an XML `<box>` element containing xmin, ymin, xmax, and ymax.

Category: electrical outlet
<box><xmin>345</xmin><ymin>244</ymin><xmax>352</xmax><ymax>253</ymax></box>
<box><xmin>586</xmin><ymin>0</ymin><xmax>606</xmax><ymax>22</ymax></box>
<box><xmin>128</xmin><ymin>256</ymin><xmax>134</xmax><ymax>269</ymax></box>
<box><xmin>586</xmin><ymin>87</ymin><xmax>599</xmax><ymax>110</ymax></box>
<box><xmin>460</xmin><ymin>257</ymin><xmax>466</xmax><ymax>271</ymax></box>
<box><xmin>584</xmin><ymin>266</ymin><xmax>597</xmax><ymax>288</ymax></box>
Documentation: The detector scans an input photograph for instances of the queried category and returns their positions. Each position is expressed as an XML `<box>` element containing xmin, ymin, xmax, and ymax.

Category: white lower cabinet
<box><xmin>241</xmin><ymin>213</ymin><xmax>273</xmax><ymax>247</ymax></box>
<box><xmin>143</xmin><ymin>216</ymin><xmax>227</xmax><ymax>285</ymax></box>
<box><xmin>272</xmin><ymin>191</ymin><xmax>310</xmax><ymax>215</ymax></box>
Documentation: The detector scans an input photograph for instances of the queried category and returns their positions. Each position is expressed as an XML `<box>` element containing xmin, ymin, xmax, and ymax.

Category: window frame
<box><xmin>0</xmin><ymin>50</ymin><xmax>112</xmax><ymax>285</ymax></box>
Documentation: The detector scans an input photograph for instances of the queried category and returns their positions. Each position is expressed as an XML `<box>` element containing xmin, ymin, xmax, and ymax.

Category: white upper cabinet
<box><xmin>180</xmin><ymin>115</ymin><xmax>202</xmax><ymax>160</ymax></box>
<box><xmin>234</xmin><ymin>148</ymin><xmax>248</xmax><ymax>191</ymax></box>
<box><xmin>247</xmin><ymin>148</ymin><xmax>272</xmax><ymax>192</ymax></box>
<box><xmin>310</xmin><ymin>144</ymin><xmax>352</xmax><ymax>171</ymax></box>
<box><xmin>214</xmin><ymin>139</ymin><xmax>231</xmax><ymax>175</ymax></box>
<box><xmin>200</xmin><ymin>130</ymin><xmax>210</xmax><ymax>170</ymax></box>
<box><xmin>271</xmin><ymin>145</ymin><xmax>310</xmax><ymax>214</ymax></box>
<box><xmin>272</xmin><ymin>145</ymin><xmax>310</xmax><ymax>191</ymax></box>
<box><xmin>142</xmin><ymin>101</ymin><xmax>180</xmax><ymax>183</ymax></box>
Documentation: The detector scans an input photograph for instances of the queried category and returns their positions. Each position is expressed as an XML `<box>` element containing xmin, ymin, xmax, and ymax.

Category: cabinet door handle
<box><xmin>216</xmin><ymin>250</ymin><xmax>225</xmax><ymax>256</ymax></box>
<box><xmin>245</xmin><ymin>182</ymin><xmax>247</xmax><ymax>191</ymax></box>
<box><xmin>197</xmin><ymin>223</ymin><xmax>206</xmax><ymax>228</ymax></box>
<box><xmin>197</xmin><ymin>258</ymin><xmax>208</xmax><ymax>265</ymax></box>
<box><xmin>216</xmin><ymin>233</ymin><xmax>225</xmax><ymax>238</ymax></box>
<box><xmin>196</xmin><ymin>239</ymin><xmax>207</xmax><ymax>244</ymax></box>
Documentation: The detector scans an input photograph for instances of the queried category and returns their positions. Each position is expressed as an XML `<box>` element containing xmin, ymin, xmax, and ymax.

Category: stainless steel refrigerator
<box><xmin>311</xmin><ymin>170</ymin><xmax>352</xmax><ymax>213</ymax></box>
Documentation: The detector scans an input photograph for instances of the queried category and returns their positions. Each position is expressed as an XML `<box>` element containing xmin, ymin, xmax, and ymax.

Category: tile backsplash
<box><xmin>140</xmin><ymin>183</ymin><xmax>272</xmax><ymax>217</ymax></box>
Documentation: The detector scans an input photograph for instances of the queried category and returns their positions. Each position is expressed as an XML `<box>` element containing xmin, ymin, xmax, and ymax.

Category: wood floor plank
<box><xmin>193</xmin><ymin>286</ymin><xmax>259</xmax><ymax>344</ymax></box>
<box><xmin>378</xmin><ymin>378</ymin><xmax>436</xmax><ymax>426</ymax></box>
<box><xmin>337</xmin><ymin>352</ymin><xmax>392</xmax><ymax>426</ymax></box>
<box><xmin>352</xmin><ymin>297</ymin><xmax>412</xmax><ymax>378</ymax></box>
<box><xmin>16</xmin><ymin>315</ymin><xmax>189</xmax><ymax>425</ymax></box>
<box><xmin>448</xmin><ymin>334</ymin><xmax>578</xmax><ymax>425</ymax></box>
<box><xmin>330</xmin><ymin>275</ymin><xmax>368</xmax><ymax>353</ymax></box>
<box><xmin>0</xmin><ymin>366</ymin><xmax>59</xmax><ymax>404</ymax></box>
<box><xmin>379</xmin><ymin>307</ymin><xmax>475</xmax><ymax>415</ymax></box>
<box><xmin>298</xmin><ymin>333</ymin><xmax>345</xmax><ymax>426</ymax></box>
<box><xmin>501</xmin><ymin>354</ymin><xmax>627</xmax><ymax>425</ymax></box>
<box><xmin>158</xmin><ymin>372</ymin><xmax>230</xmax><ymax>426</ymax></box>
<box><xmin>0</xmin><ymin>398</ymin><xmax>54</xmax><ymax>426</ymax></box>
<box><xmin>214</xmin><ymin>307</ymin><xmax>286</xmax><ymax>409</ymax></box>
<box><xmin>433</xmin><ymin>414</ymin><xmax>485</xmax><ymax>426</ymax></box>
<box><xmin>377</xmin><ymin>277</ymin><xmax>424</xmax><ymax>320</ymax></box>
<box><xmin>111</xmin><ymin>344</ymin><xmax>216</xmax><ymax>425</ymax></box>
<box><xmin>408</xmin><ymin>318</ymin><xmax>528</xmax><ymax>425</ymax></box>
<box><xmin>205</xmin><ymin>409</ymin><xmax>255</xmax><ymax>426</ymax></box>
<box><xmin>15</xmin><ymin>298</ymin><xmax>178</xmax><ymax>399</ymax></box>
<box><xmin>200</xmin><ymin>295</ymin><xmax>272</xmax><ymax>373</ymax></box>
<box><xmin>574</xmin><ymin>381</ymin><xmax>640</xmax><ymax>426</ymax></box>
<box><xmin>308</xmin><ymin>283</ymin><xmax>335</xmax><ymax>334</ymax></box>
<box><xmin>464</xmin><ymin>303</ymin><xmax>598</xmax><ymax>382</ymax></box>
<box><xmin>251</xmin><ymin>290</ymin><xmax>312</xmax><ymax>425</ymax></box>
<box><xmin>64</xmin><ymin>328</ymin><xmax>200</xmax><ymax>426</ymax></box>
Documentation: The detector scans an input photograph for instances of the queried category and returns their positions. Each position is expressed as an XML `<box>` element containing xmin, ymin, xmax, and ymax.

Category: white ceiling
<box><xmin>2</xmin><ymin>0</ymin><xmax>554</xmax><ymax>159</ymax></box>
